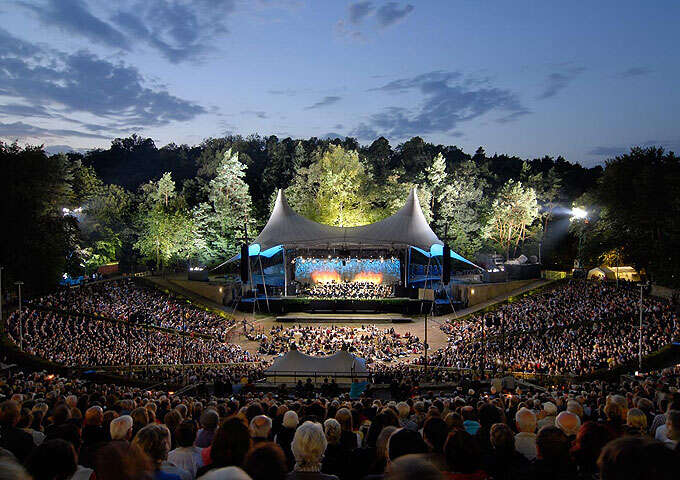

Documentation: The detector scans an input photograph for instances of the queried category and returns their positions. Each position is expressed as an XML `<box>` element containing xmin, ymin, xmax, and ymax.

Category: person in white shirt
<box><xmin>514</xmin><ymin>407</ymin><xmax>537</xmax><ymax>461</ymax></box>
<box><xmin>168</xmin><ymin>420</ymin><xmax>203</xmax><ymax>479</ymax></box>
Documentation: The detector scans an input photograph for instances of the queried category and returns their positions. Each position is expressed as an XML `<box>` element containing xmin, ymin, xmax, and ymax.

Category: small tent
<box><xmin>588</xmin><ymin>266</ymin><xmax>640</xmax><ymax>282</ymax></box>
<box><xmin>264</xmin><ymin>349</ymin><xmax>368</xmax><ymax>384</ymax></box>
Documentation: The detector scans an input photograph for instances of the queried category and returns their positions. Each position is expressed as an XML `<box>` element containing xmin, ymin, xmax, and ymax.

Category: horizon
<box><xmin>1</xmin><ymin>1</ymin><xmax>679</xmax><ymax>167</ymax></box>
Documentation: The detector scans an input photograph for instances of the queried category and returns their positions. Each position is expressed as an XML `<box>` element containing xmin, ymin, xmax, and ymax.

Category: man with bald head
<box><xmin>0</xmin><ymin>400</ymin><xmax>34</xmax><ymax>462</ymax></box>
<box><xmin>80</xmin><ymin>405</ymin><xmax>108</xmax><ymax>468</ymax></box>
<box><xmin>514</xmin><ymin>407</ymin><xmax>538</xmax><ymax>461</ymax></box>
<box><xmin>555</xmin><ymin>411</ymin><xmax>581</xmax><ymax>441</ymax></box>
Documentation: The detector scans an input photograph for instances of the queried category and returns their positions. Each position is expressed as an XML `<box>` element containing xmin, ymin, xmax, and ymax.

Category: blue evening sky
<box><xmin>0</xmin><ymin>0</ymin><xmax>677</xmax><ymax>166</ymax></box>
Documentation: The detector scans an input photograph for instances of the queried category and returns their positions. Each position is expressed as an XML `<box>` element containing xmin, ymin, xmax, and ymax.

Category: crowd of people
<box><xmin>303</xmin><ymin>281</ymin><xmax>394</xmax><ymax>299</ymax></box>
<box><xmin>431</xmin><ymin>281</ymin><xmax>680</xmax><ymax>376</ymax></box>
<box><xmin>253</xmin><ymin>325</ymin><xmax>422</xmax><ymax>363</ymax></box>
<box><xmin>30</xmin><ymin>279</ymin><xmax>233</xmax><ymax>338</ymax></box>
<box><xmin>0</xmin><ymin>364</ymin><xmax>678</xmax><ymax>480</ymax></box>
<box><xmin>6</xmin><ymin>308</ymin><xmax>258</xmax><ymax>367</ymax></box>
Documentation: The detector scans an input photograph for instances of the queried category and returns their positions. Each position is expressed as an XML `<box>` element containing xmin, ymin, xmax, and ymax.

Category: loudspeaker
<box><xmin>240</xmin><ymin>244</ymin><xmax>249</xmax><ymax>283</ymax></box>
<box><xmin>442</xmin><ymin>244</ymin><xmax>451</xmax><ymax>285</ymax></box>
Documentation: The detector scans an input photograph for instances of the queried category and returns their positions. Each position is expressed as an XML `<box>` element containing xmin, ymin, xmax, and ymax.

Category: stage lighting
<box><xmin>570</xmin><ymin>207</ymin><xmax>587</xmax><ymax>220</ymax></box>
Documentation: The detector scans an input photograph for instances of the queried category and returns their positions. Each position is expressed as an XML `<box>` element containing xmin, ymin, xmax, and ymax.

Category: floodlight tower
<box><xmin>570</xmin><ymin>207</ymin><xmax>588</xmax><ymax>274</ymax></box>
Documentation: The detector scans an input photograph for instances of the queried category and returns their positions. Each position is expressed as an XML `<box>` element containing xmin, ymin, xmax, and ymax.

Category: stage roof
<box><xmin>254</xmin><ymin>187</ymin><xmax>442</xmax><ymax>251</ymax></box>
<box><xmin>221</xmin><ymin>187</ymin><xmax>480</xmax><ymax>269</ymax></box>
<box><xmin>264</xmin><ymin>349</ymin><xmax>368</xmax><ymax>376</ymax></box>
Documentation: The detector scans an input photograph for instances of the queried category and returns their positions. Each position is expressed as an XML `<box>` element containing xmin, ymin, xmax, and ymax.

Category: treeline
<box><xmin>1</xmin><ymin>134</ymin><xmax>677</xmax><ymax>293</ymax></box>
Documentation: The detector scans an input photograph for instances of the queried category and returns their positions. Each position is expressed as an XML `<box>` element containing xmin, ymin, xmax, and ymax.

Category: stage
<box><xmin>237</xmin><ymin>295</ymin><xmax>462</xmax><ymax>314</ymax></box>
<box><xmin>275</xmin><ymin>312</ymin><xmax>414</xmax><ymax>323</ymax></box>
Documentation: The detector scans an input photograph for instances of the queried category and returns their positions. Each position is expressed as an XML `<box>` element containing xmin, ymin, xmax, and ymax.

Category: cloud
<box><xmin>19</xmin><ymin>0</ymin><xmax>131</xmax><ymax>50</ymax></box>
<box><xmin>18</xmin><ymin>0</ymin><xmax>236</xmax><ymax>63</ymax></box>
<box><xmin>354</xmin><ymin>71</ymin><xmax>529</xmax><ymax>139</ymax></box>
<box><xmin>617</xmin><ymin>66</ymin><xmax>653</xmax><ymax>79</ymax></box>
<box><xmin>44</xmin><ymin>144</ymin><xmax>90</xmax><ymax>155</ymax></box>
<box><xmin>0</xmin><ymin>121</ymin><xmax>110</xmax><ymax>139</ymax></box>
<box><xmin>321</xmin><ymin>132</ymin><xmax>345</xmax><ymax>140</ymax></box>
<box><xmin>240</xmin><ymin>110</ymin><xmax>268</xmax><ymax>119</ymax></box>
<box><xmin>537</xmin><ymin>66</ymin><xmax>586</xmax><ymax>99</ymax></box>
<box><xmin>349</xmin><ymin>123</ymin><xmax>379</xmax><ymax>140</ymax></box>
<box><xmin>588</xmin><ymin>140</ymin><xmax>677</xmax><ymax>157</ymax></box>
<box><xmin>349</xmin><ymin>1</ymin><xmax>374</xmax><ymax>24</ymax></box>
<box><xmin>305</xmin><ymin>96</ymin><xmax>342</xmax><ymax>110</ymax></box>
<box><xmin>375</xmin><ymin>2</ymin><xmax>414</xmax><ymax>28</ymax></box>
<box><xmin>268</xmin><ymin>88</ymin><xmax>298</xmax><ymax>96</ymax></box>
<box><xmin>334</xmin><ymin>19</ymin><xmax>365</xmax><ymax>42</ymax></box>
<box><xmin>0</xmin><ymin>28</ymin><xmax>206</xmax><ymax>139</ymax></box>
<box><xmin>0</xmin><ymin>103</ymin><xmax>55</xmax><ymax>118</ymax></box>
<box><xmin>587</xmin><ymin>146</ymin><xmax>628</xmax><ymax>157</ymax></box>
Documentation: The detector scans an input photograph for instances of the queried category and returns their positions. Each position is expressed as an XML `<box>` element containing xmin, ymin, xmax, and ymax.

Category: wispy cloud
<box><xmin>375</xmin><ymin>2</ymin><xmax>414</xmax><ymax>28</ymax></box>
<box><xmin>0</xmin><ymin>120</ymin><xmax>110</xmax><ymax>139</ymax></box>
<box><xmin>352</xmin><ymin>71</ymin><xmax>529</xmax><ymax>140</ymax></box>
<box><xmin>537</xmin><ymin>65</ymin><xmax>586</xmax><ymax>99</ymax></box>
<box><xmin>17</xmin><ymin>0</ymin><xmax>236</xmax><ymax>64</ymax></box>
<box><xmin>616</xmin><ymin>66</ymin><xmax>653</xmax><ymax>79</ymax></box>
<box><xmin>349</xmin><ymin>1</ymin><xmax>374</xmax><ymax>24</ymax></box>
<box><xmin>0</xmin><ymin>27</ymin><xmax>206</xmax><ymax>141</ymax></box>
<box><xmin>240</xmin><ymin>110</ymin><xmax>268</xmax><ymax>119</ymax></box>
<box><xmin>305</xmin><ymin>96</ymin><xmax>342</xmax><ymax>110</ymax></box>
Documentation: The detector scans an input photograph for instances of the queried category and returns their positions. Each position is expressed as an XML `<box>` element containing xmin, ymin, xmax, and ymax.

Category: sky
<box><xmin>0</xmin><ymin>0</ymin><xmax>678</xmax><ymax>166</ymax></box>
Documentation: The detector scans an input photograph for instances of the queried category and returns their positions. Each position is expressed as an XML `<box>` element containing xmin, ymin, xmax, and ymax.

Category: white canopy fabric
<box><xmin>253</xmin><ymin>187</ymin><xmax>442</xmax><ymax>251</ymax></box>
<box><xmin>264</xmin><ymin>349</ymin><xmax>368</xmax><ymax>376</ymax></box>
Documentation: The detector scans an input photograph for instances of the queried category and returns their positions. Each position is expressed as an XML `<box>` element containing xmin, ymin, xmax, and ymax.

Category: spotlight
<box><xmin>570</xmin><ymin>207</ymin><xmax>587</xmax><ymax>220</ymax></box>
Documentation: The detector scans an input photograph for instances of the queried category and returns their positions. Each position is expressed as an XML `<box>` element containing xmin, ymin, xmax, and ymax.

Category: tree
<box><xmin>191</xmin><ymin>149</ymin><xmax>255</xmax><ymax>264</ymax></box>
<box><xmin>484</xmin><ymin>180</ymin><xmax>539</xmax><ymax>259</ymax></box>
<box><xmin>287</xmin><ymin>145</ymin><xmax>371</xmax><ymax>226</ymax></box>
<box><xmin>594</xmin><ymin>147</ymin><xmax>680</xmax><ymax>285</ymax></box>
<box><xmin>135</xmin><ymin>172</ymin><xmax>188</xmax><ymax>269</ymax></box>
<box><xmin>0</xmin><ymin>143</ymin><xmax>76</xmax><ymax>292</ymax></box>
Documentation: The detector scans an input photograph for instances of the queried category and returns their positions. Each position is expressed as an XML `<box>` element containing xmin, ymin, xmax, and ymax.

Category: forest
<box><xmin>1</xmin><ymin>134</ymin><xmax>678</xmax><ymax>293</ymax></box>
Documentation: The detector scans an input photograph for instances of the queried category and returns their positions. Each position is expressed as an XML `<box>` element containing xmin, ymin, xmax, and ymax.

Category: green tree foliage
<box><xmin>484</xmin><ymin>180</ymin><xmax>540</xmax><ymax>259</ymax></box>
<box><xmin>288</xmin><ymin>145</ymin><xmax>371</xmax><ymax>226</ymax></box>
<box><xmin>191</xmin><ymin>149</ymin><xmax>255</xmax><ymax>263</ymax></box>
<box><xmin>0</xmin><ymin>143</ymin><xmax>76</xmax><ymax>293</ymax></box>
<box><xmin>135</xmin><ymin>172</ymin><xmax>190</xmax><ymax>269</ymax></box>
<box><xmin>593</xmin><ymin>147</ymin><xmax>680</xmax><ymax>285</ymax></box>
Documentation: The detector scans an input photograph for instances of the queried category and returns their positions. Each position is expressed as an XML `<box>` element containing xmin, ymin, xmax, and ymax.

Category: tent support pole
<box><xmin>258</xmin><ymin>255</ymin><xmax>270</xmax><ymax>313</ymax></box>
<box><xmin>434</xmin><ymin>255</ymin><xmax>456</xmax><ymax>318</ymax></box>
<box><xmin>420</xmin><ymin>255</ymin><xmax>432</xmax><ymax>315</ymax></box>
<box><xmin>283</xmin><ymin>248</ymin><xmax>288</xmax><ymax>297</ymax></box>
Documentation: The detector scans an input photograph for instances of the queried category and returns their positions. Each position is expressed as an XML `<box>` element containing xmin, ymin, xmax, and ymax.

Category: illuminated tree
<box><xmin>288</xmin><ymin>145</ymin><xmax>371</xmax><ymax>226</ymax></box>
<box><xmin>484</xmin><ymin>180</ymin><xmax>539</xmax><ymax>259</ymax></box>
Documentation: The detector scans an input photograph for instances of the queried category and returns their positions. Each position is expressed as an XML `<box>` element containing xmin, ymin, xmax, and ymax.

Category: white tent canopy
<box><xmin>253</xmin><ymin>187</ymin><xmax>441</xmax><ymax>251</ymax></box>
<box><xmin>264</xmin><ymin>349</ymin><xmax>368</xmax><ymax>379</ymax></box>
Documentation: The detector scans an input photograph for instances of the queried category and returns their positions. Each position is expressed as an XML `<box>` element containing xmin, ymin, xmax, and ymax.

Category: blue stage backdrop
<box><xmin>294</xmin><ymin>257</ymin><xmax>400</xmax><ymax>284</ymax></box>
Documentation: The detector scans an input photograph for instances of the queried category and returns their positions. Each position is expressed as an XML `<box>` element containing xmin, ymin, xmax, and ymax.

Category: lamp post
<box><xmin>637</xmin><ymin>282</ymin><xmax>649</xmax><ymax>372</ymax></box>
<box><xmin>14</xmin><ymin>281</ymin><xmax>24</xmax><ymax>351</ymax></box>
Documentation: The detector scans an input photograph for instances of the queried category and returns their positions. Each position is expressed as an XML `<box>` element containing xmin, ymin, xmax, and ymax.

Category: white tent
<box><xmin>253</xmin><ymin>187</ymin><xmax>441</xmax><ymax>251</ymax></box>
<box><xmin>588</xmin><ymin>266</ymin><xmax>640</xmax><ymax>282</ymax></box>
<box><xmin>264</xmin><ymin>349</ymin><xmax>368</xmax><ymax>384</ymax></box>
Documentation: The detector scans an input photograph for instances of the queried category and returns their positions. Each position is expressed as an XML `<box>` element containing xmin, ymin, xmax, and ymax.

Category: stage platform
<box><xmin>275</xmin><ymin>312</ymin><xmax>414</xmax><ymax>323</ymax></box>
<box><xmin>237</xmin><ymin>296</ymin><xmax>459</xmax><ymax>314</ymax></box>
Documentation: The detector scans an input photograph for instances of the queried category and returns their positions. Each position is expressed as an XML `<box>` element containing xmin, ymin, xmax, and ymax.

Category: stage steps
<box><xmin>275</xmin><ymin>313</ymin><xmax>414</xmax><ymax>324</ymax></box>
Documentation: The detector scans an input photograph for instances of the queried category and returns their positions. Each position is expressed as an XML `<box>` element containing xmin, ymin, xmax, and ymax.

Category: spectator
<box><xmin>443</xmin><ymin>430</ymin><xmax>487</xmax><ymax>480</ymax></box>
<box><xmin>110</xmin><ymin>415</ymin><xmax>134</xmax><ymax>443</ymax></box>
<box><xmin>25</xmin><ymin>439</ymin><xmax>78</xmax><ymax>480</ymax></box>
<box><xmin>0</xmin><ymin>400</ymin><xmax>35</xmax><ymax>463</ymax></box>
<box><xmin>249</xmin><ymin>416</ymin><xmax>272</xmax><ymax>445</ymax></box>
<box><xmin>168</xmin><ymin>420</ymin><xmax>203</xmax><ymax>479</ymax></box>
<box><xmin>288</xmin><ymin>421</ymin><xmax>338</xmax><ymax>480</ymax></box>
<box><xmin>555</xmin><ymin>411</ymin><xmax>581</xmax><ymax>441</ymax></box>
<box><xmin>514</xmin><ymin>408</ymin><xmax>537</xmax><ymax>461</ymax></box>
<box><xmin>276</xmin><ymin>410</ymin><xmax>298</xmax><ymax>470</ymax></box>
<box><xmin>196</xmin><ymin>410</ymin><xmax>219</xmax><ymax>448</ymax></box>
<box><xmin>243</xmin><ymin>442</ymin><xmax>287</xmax><ymax>480</ymax></box>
